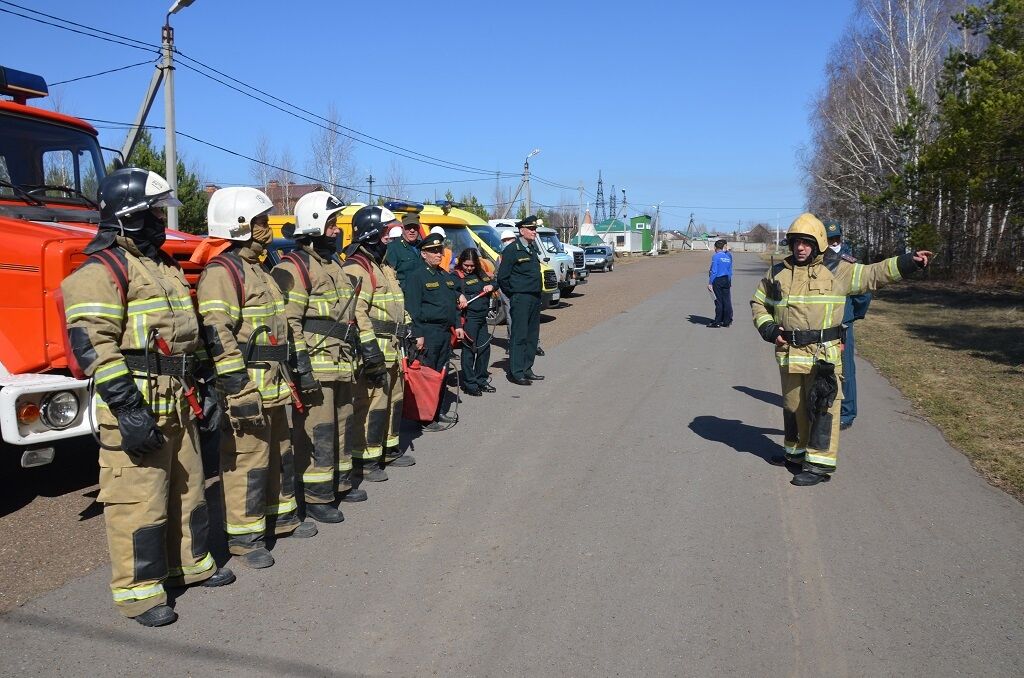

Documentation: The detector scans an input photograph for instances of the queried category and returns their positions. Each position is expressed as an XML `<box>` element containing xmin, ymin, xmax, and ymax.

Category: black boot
<box><xmin>288</xmin><ymin>521</ymin><xmax>319</xmax><ymax>537</ymax></box>
<box><xmin>238</xmin><ymin>547</ymin><xmax>275</xmax><ymax>569</ymax></box>
<box><xmin>305</xmin><ymin>503</ymin><xmax>345</xmax><ymax>524</ymax></box>
<box><xmin>525</xmin><ymin>370</ymin><xmax>544</xmax><ymax>380</ymax></box>
<box><xmin>384</xmin><ymin>445</ymin><xmax>416</xmax><ymax>467</ymax></box>
<box><xmin>337</xmin><ymin>471</ymin><xmax>368</xmax><ymax>502</ymax></box>
<box><xmin>792</xmin><ymin>471</ymin><xmax>830</xmax><ymax>486</ymax></box>
<box><xmin>133</xmin><ymin>604</ymin><xmax>177</xmax><ymax>627</ymax></box>
<box><xmin>200</xmin><ymin>567</ymin><xmax>235</xmax><ymax>587</ymax></box>
<box><xmin>353</xmin><ymin>457</ymin><xmax>388</xmax><ymax>482</ymax></box>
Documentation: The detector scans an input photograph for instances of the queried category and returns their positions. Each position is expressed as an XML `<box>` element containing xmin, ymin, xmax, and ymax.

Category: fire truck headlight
<box><xmin>40</xmin><ymin>391</ymin><xmax>79</xmax><ymax>429</ymax></box>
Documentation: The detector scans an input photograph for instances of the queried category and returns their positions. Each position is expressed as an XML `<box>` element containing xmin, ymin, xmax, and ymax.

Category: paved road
<box><xmin>1</xmin><ymin>255</ymin><xmax>1021</xmax><ymax>677</ymax></box>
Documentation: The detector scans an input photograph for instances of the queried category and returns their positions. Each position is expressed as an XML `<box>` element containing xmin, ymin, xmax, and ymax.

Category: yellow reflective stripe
<box><xmin>66</xmin><ymin>302</ymin><xmax>123</xmax><ymax>320</ymax></box>
<box><xmin>286</xmin><ymin>290</ymin><xmax>310</xmax><ymax>303</ymax></box>
<box><xmin>265</xmin><ymin>498</ymin><xmax>298</xmax><ymax>516</ymax></box>
<box><xmin>784</xmin><ymin>295</ymin><xmax>846</xmax><ymax>304</ymax></box>
<box><xmin>358</xmin><ymin>330</ymin><xmax>375</xmax><ymax>342</ymax></box>
<box><xmin>337</xmin><ymin>459</ymin><xmax>353</xmax><ymax>472</ymax></box>
<box><xmin>851</xmin><ymin>263</ymin><xmax>864</xmax><ymax>293</ymax></box>
<box><xmin>754</xmin><ymin>314</ymin><xmax>774</xmax><ymax>326</ymax></box>
<box><xmin>752</xmin><ymin>288</ymin><xmax>767</xmax><ymax>303</ymax></box>
<box><xmin>293</xmin><ymin>338</ymin><xmax>308</xmax><ymax>351</ymax></box>
<box><xmin>385</xmin><ymin>435</ymin><xmax>399</xmax><ymax>448</ymax></box>
<box><xmin>111</xmin><ymin>582</ymin><xmax>165</xmax><ymax>602</ymax></box>
<box><xmin>225</xmin><ymin>518</ymin><xmax>266</xmax><ymax>535</ymax></box>
<box><xmin>889</xmin><ymin>256</ymin><xmax>903</xmax><ymax>281</ymax></box>
<box><xmin>216</xmin><ymin>357</ymin><xmax>246</xmax><ymax>375</ymax></box>
<box><xmin>94</xmin><ymin>361</ymin><xmax>129</xmax><ymax>384</ymax></box>
<box><xmin>805</xmin><ymin>452</ymin><xmax>836</xmax><ymax>467</ymax></box>
<box><xmin>353</xmin><ymin>446</ymin><xmax>382</xmax><ymax>458</ymax></box>
<box><xmin>303</xmin><ymin>471</ymin><xmax>334</xmax><ymax>483</ymax></box>
<box><xmin>167</xmin><ymin>552</ymin><xmax>216</xmax><ymax>577</ymax></box>
<box><xmin>198</xmin><ymin>299</ymin><xmax>240</xmax><ymax>316</ymax></box>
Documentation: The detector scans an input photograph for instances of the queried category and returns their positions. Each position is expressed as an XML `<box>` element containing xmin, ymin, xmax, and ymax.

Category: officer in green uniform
<box><xmin>404</xmin><ymin>232</ymin><xmax>466</xmax><ymax>430</ymax></box>
<box><xmin>497</xmin><ymin>215</ymin><xmax>544</xmax><ymax>386</ymax></box>
<box><xmin>385</xmin><ymin>213</ymin><xmax>424</xmax><ymax>287</ymax></box>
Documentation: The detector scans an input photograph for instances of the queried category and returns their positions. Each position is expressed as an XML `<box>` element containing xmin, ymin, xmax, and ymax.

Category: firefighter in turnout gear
<box><xmin>271</xmin><ymin>192</ymin><xmax>367</xmax><ymax>523</ymax></box>
<box><xmin>497</xmin><ymin>215</ymin><xmax>544</xmax><ymax>385</ymax></box>
<box><xmin>344</xmin><ymin>205</ymin><xmax>415</xmax><ymax>481</ymax></box>
<box><xmin>61</xmin><ymin>168</ymin><xmax>234</xmax><ymax>627</ymax></box>
<box><xmin>750</xmin><ymin>213</ymin><xmax>932</xmax><ymax>486</ymax></box>
<box><xmin>195</xmin><ymin>186</ymin><xmax>318</xmax><ymax>569</ymax></box>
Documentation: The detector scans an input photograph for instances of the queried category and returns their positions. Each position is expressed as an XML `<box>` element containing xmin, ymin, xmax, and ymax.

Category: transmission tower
<box><xmin>595</xmin><ymin>171</ymin><xmax>606</xmax><ymax>221</ymax></box>
<box><xmin>685</xmin><ymin>212</ymin><xmax>699</xmax><ymax>239</ymax></box>
<box><xmin>609</xmin><ymin>184</ymin><xmax>617</xmax><ymax>221</ymax></box>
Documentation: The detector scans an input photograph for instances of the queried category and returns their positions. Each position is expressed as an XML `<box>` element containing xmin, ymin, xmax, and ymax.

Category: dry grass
<box><xmin>856</xmin><ymin>281</ymin><xmax>1024</xmax><ymax>500</ymax></box>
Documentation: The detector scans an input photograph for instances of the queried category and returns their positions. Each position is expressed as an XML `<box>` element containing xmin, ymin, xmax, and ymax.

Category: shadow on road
<box><xmin>733</xmin><ymin>385</ymin><xmax>783</xmax><ymax>408</ymax></box>
<box><xmin>905</xmin><ymin>323</ymin><xmax>1024</xmax><ymax>367</ymax></box>
<box><xmin>688</xmin><ymin>415</ymin><xmax>784</xmax><ymax>464</ymax></box>
<box><xmin>539</xmin><ymin>313</ymin><xmax>556</xmax><ymax>324</ymax></box>
<box><xmin>1</xmin><ymin>441</ymin><xmax>100</xmax><ymax>518</ymax></box>
<box><xmin>0</xmin><ymin>610</ymin><xmax>362</xmax><ymax>678</ymax></box>
<box><xmin>686</xmin><ymin>314</ymin><xmax>714</xmax><ymax>326</ymax></box>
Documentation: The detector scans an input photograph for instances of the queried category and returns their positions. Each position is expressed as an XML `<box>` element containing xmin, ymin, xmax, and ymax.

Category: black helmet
<box><xmin>351</xmin><ymin>205</ymin><xmax>397</xmax><ymax>245</ymax></box>
<box><xmin>98</xmin><ymin>167</ymin><xmax>182</xmax><ymax>231</ymax></box>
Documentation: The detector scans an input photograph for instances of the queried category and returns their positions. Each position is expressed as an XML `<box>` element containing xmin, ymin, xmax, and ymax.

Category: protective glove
<box><xmin>113</xmin><ymin>401</ymin><xmax>166</xmax><ymax>456</ymax></box>
<box><xmin>363</xmin><ymin>362</ymin><xmax>388</xmax><ymax>389</ymax></box>
<box><xmin>360</xmin><ymin>339</ymin><xmax>385</xmax><ymax>369</ymax></box>
<box><xmin>197</xmin><ymin>381</ymin><xmax>222</xmax><ymax>435</ymax></box>
<box><xmin>807</xmin><ymin>361</ymin><xmax>838</xmax><ymax>415</ymax></box>
<box><xmin>225</xmin><ymin>383</ymin><xmax>264</xmax><ymax>431</ymax></box>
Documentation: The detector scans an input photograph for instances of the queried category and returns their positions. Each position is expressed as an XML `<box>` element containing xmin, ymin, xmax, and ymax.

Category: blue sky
<box><xmin>2</xmin><ymin>0</ymin><xmax>853</xmax><ymax>232</ymax></box>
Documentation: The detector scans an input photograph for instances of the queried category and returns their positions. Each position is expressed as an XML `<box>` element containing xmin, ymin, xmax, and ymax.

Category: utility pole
<box><xmin>367</xmin><ymin>173</ymin><xmax>374</xmax><ymax>205</ymax></box>
<box><xmin>577</xmin><ymin>182</ymin><xmax>584</xmax><ymax>236</ymax></box>
<box><xmin>523</xmin><ymin>149</ymin><xmax>539</xmax><ymax>216</ymax></box>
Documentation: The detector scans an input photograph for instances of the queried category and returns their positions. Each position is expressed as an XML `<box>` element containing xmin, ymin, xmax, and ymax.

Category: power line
<box><xmin>0</xmin><ymin>2</ymin><xmax>159</xmax><ymax>54</ymax></box>
<box><xmin>50</xmin><ymin>59</ymin><xmax>156</xmax><ymax>86</ymax></box>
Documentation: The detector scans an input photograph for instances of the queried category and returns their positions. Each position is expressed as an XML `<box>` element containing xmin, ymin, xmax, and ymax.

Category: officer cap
<box><xmin>421</xmin><ymin>232</ymin><xmax>445</xmax><ymax>250</ymax></box>
<box><xmin>516</xmin><ymin>215</ymin><xmax>539</xmax><ymax>229</ymax></box>
<box><xmin>402</xmin><ymin>213</ymin><xmax>421</xmax><ymax>228</ymax></box>
<box><xmin>824</xmin><ymin>220</ymin><xmax>843</xmax><ymax>239</ymax></box>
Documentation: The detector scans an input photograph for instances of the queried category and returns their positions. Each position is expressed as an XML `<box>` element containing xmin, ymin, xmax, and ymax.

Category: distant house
<box><xmin>594</xmin><ymin>217</ymin><xmax>647</xmax><ymax>253</ymax></box>
<box><xmin>743</xmin><ymin>224</ymin><xmax>774</xmax><ymax>245</ymax></box>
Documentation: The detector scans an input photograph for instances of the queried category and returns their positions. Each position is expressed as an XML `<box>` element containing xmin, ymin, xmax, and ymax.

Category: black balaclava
<box><xmin>128</xmin><ymin>211</ymin><xmax>167</xmax><ymax>260</ymax></box>
<box><xmin>313</xmin><ymin>233</ymin><xmax>339</xmax><ymax>259</ymax></box>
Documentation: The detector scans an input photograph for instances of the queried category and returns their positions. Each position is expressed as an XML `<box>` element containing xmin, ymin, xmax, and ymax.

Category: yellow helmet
<box><xmin>786</xmin><ymin>213</ymin><xmax>828</xmax><ymax>252</ymax></box>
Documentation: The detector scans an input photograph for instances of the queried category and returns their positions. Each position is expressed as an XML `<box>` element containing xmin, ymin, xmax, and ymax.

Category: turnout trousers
<box><xmin>351</xmin><ymin>362</ymin><xmax>403</xmax><ymax>461</ymax></box>
<box><xmin>460</xmin><ymin>315</ymin><xmax>491</xmax><ymax>388</ymax></box>
<box><xmin>508</xmin><ymin>292</ymin><xmax>540</xmax><ymax>380</ymax></box>
<box><xmin>97</xmin><ymin>397</ymin><xmax>216</xmax><ymax>618</ymax></box>
<box><xmin>220</xmin><ymin>404</ymin><xmax>300</xmax><ymax>555</ymax></box>
<box><xmin>291</xmin><ymin>380</ymin><xmax>354</xmax><ymax>504</ymax></box>
<box><xmin>780</xmin><ymin>365</ymin><xmax>844</xmax><ymax>475</ymax></box>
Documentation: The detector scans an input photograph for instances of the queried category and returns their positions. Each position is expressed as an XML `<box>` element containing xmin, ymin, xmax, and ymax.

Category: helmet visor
<box><xmin>151</xmin><ymin>193</ymin><xmax>184</xmax><ymax>209</ymax></box>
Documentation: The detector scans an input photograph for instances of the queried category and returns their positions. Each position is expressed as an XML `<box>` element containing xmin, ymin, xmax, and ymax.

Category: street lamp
<box><xmin>162</xmin><ymin>0</ymin><xmax>196</xmax><ymax>230</ymax></box>
<box><xmin>524</xmin><ymin>149</ymin><xmax>540</xmax><ymax>216</ymax></box>
<box><xmin>651</xmin><ymin>201</ymin><xmax>663</xmax><ymax>256</ymax></box>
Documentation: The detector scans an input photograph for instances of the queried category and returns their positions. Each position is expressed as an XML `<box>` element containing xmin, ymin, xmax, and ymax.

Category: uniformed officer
<box><xmin>344</xmin><ymin>205</ymin><xmax>415</xmax><ymax>479</ymax></box>
<box><xmin>272</xmin><ymin>192</ymin><xmax>367</xmax><ymax>524</ymax></box>
<box><xmin>61</xmin><ymin>168</ymin><xmax>234</xmax><ymax>627</ymax></box>
<box><xmin>385</xmin><ymin>213</ymin><xmax>424</xmax><ymax>286</ymax></box>
<box><xmin>405</xmin><ymin>232</ymin><xmax>467</xmax><ymax>429</ymax></box>
<box><xmin>454</xmin><ymin>248</ymin><xmax>496</xmax><ymax>396</ymax></box>
<box><xmin>750</xmin><ymin>213</ymin><xmax>932</xmax><ymax>486</ymax></box>
<box><xmin>823</xmin><ymin>220</ymin><xmax>870</xmax><ymax>430</ymax></box>
<box><xmin>497</xmin><ymin>215</ymin><xmax>544</xmax><ymax>385</ymax></box>
<box><xmin>196</xmin><ymin>186</ymin><xmax>318</xmax><ymax>569</ymax></box>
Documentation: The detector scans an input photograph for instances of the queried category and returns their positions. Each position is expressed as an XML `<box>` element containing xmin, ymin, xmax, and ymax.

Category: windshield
<box><xmin>539</xmin><ymin>233</ymin><xmax>563</xmax><ymax>254</ymax></box>
<box><xmin>0</xmin><ymin>112</ymin><xmax>104</xmax><ymax>205</ymax></box>
<box><xmin>585</xmin><ymin>247</ymin><xmax>608</xmax><ymax>255</ymax></box>
<box><xmin>469</xmin><ymin>225</ymin><xmax>503</xmax><ymax>254</ymax></box>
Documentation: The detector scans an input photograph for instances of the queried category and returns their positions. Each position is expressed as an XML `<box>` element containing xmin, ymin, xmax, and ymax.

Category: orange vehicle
<box><xmin>0</xmin><ymin>66</ymin><xmax>202</xmax><ymax>467</ymax></box>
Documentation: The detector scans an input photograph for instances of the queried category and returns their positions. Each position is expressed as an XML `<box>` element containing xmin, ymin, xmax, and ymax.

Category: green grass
<box><xmin>857</xmin><ymin>281</ymin><xmax>1024</xmax><ymax>500</ymax></box>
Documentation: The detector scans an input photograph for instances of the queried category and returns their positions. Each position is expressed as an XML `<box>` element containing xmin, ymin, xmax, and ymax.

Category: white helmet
<box><xmin>293</xmin><ymin>190</ymin><xmax>344</xmax><ymax>237</ymax></box>
<box><xmin>207</xmin><ymin>186</ymin><xmax>273</xmax><ymax>241</ymax></box>
<box><xmin>500</xmin><ymin>229</ymin><xmax>516</xmax><ymax>241</ymax></box>
<box><xmin>387</xmin><ymin>225</ymin><xmax>403</xmax><ymax>238</ymax></box>
<box><xmin>430</xmin><ymin>226</ymin><xmax>446</xmax><ymax>238</ymax></box>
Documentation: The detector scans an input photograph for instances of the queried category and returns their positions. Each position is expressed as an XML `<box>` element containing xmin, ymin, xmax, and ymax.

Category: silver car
<box><xmin>584</xmin><ymin>245</ymin><xmax>615</xmax><ymax>272</ymax></box>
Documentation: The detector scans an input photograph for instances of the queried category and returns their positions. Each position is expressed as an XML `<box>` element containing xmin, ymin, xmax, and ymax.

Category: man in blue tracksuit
<box><xmin>823</xmin><ymin>221</ymin><xmax>871</xmax><ymax>430</ymax></box>
<box><xmin>707</xmin><ymin>239</ymin><xmax>733</xmax><ymax>327</ymax></box>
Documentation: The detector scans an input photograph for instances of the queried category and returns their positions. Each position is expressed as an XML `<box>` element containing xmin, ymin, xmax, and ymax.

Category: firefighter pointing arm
<box><xmin>750</xmin><ymin>213</ymin><xmax>931</xmax><ymax>487</ymax></box>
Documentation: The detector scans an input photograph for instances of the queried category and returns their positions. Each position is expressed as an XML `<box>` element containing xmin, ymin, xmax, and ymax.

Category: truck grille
<box><xmin>543</xmin><ymin>270</ymin><xmax>557</xmax><ymax>288</ymax></box>
<box><xmin>573</xmin><ymin>252</ymin><xmax>585</xmax><ymax>268</ymax></box>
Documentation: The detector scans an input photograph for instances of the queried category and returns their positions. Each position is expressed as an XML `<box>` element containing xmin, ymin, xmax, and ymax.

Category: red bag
<box><xmin>401</xmin><ymin>357</ymin><xmax>446</xmax><ymax>422</ymax></box>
